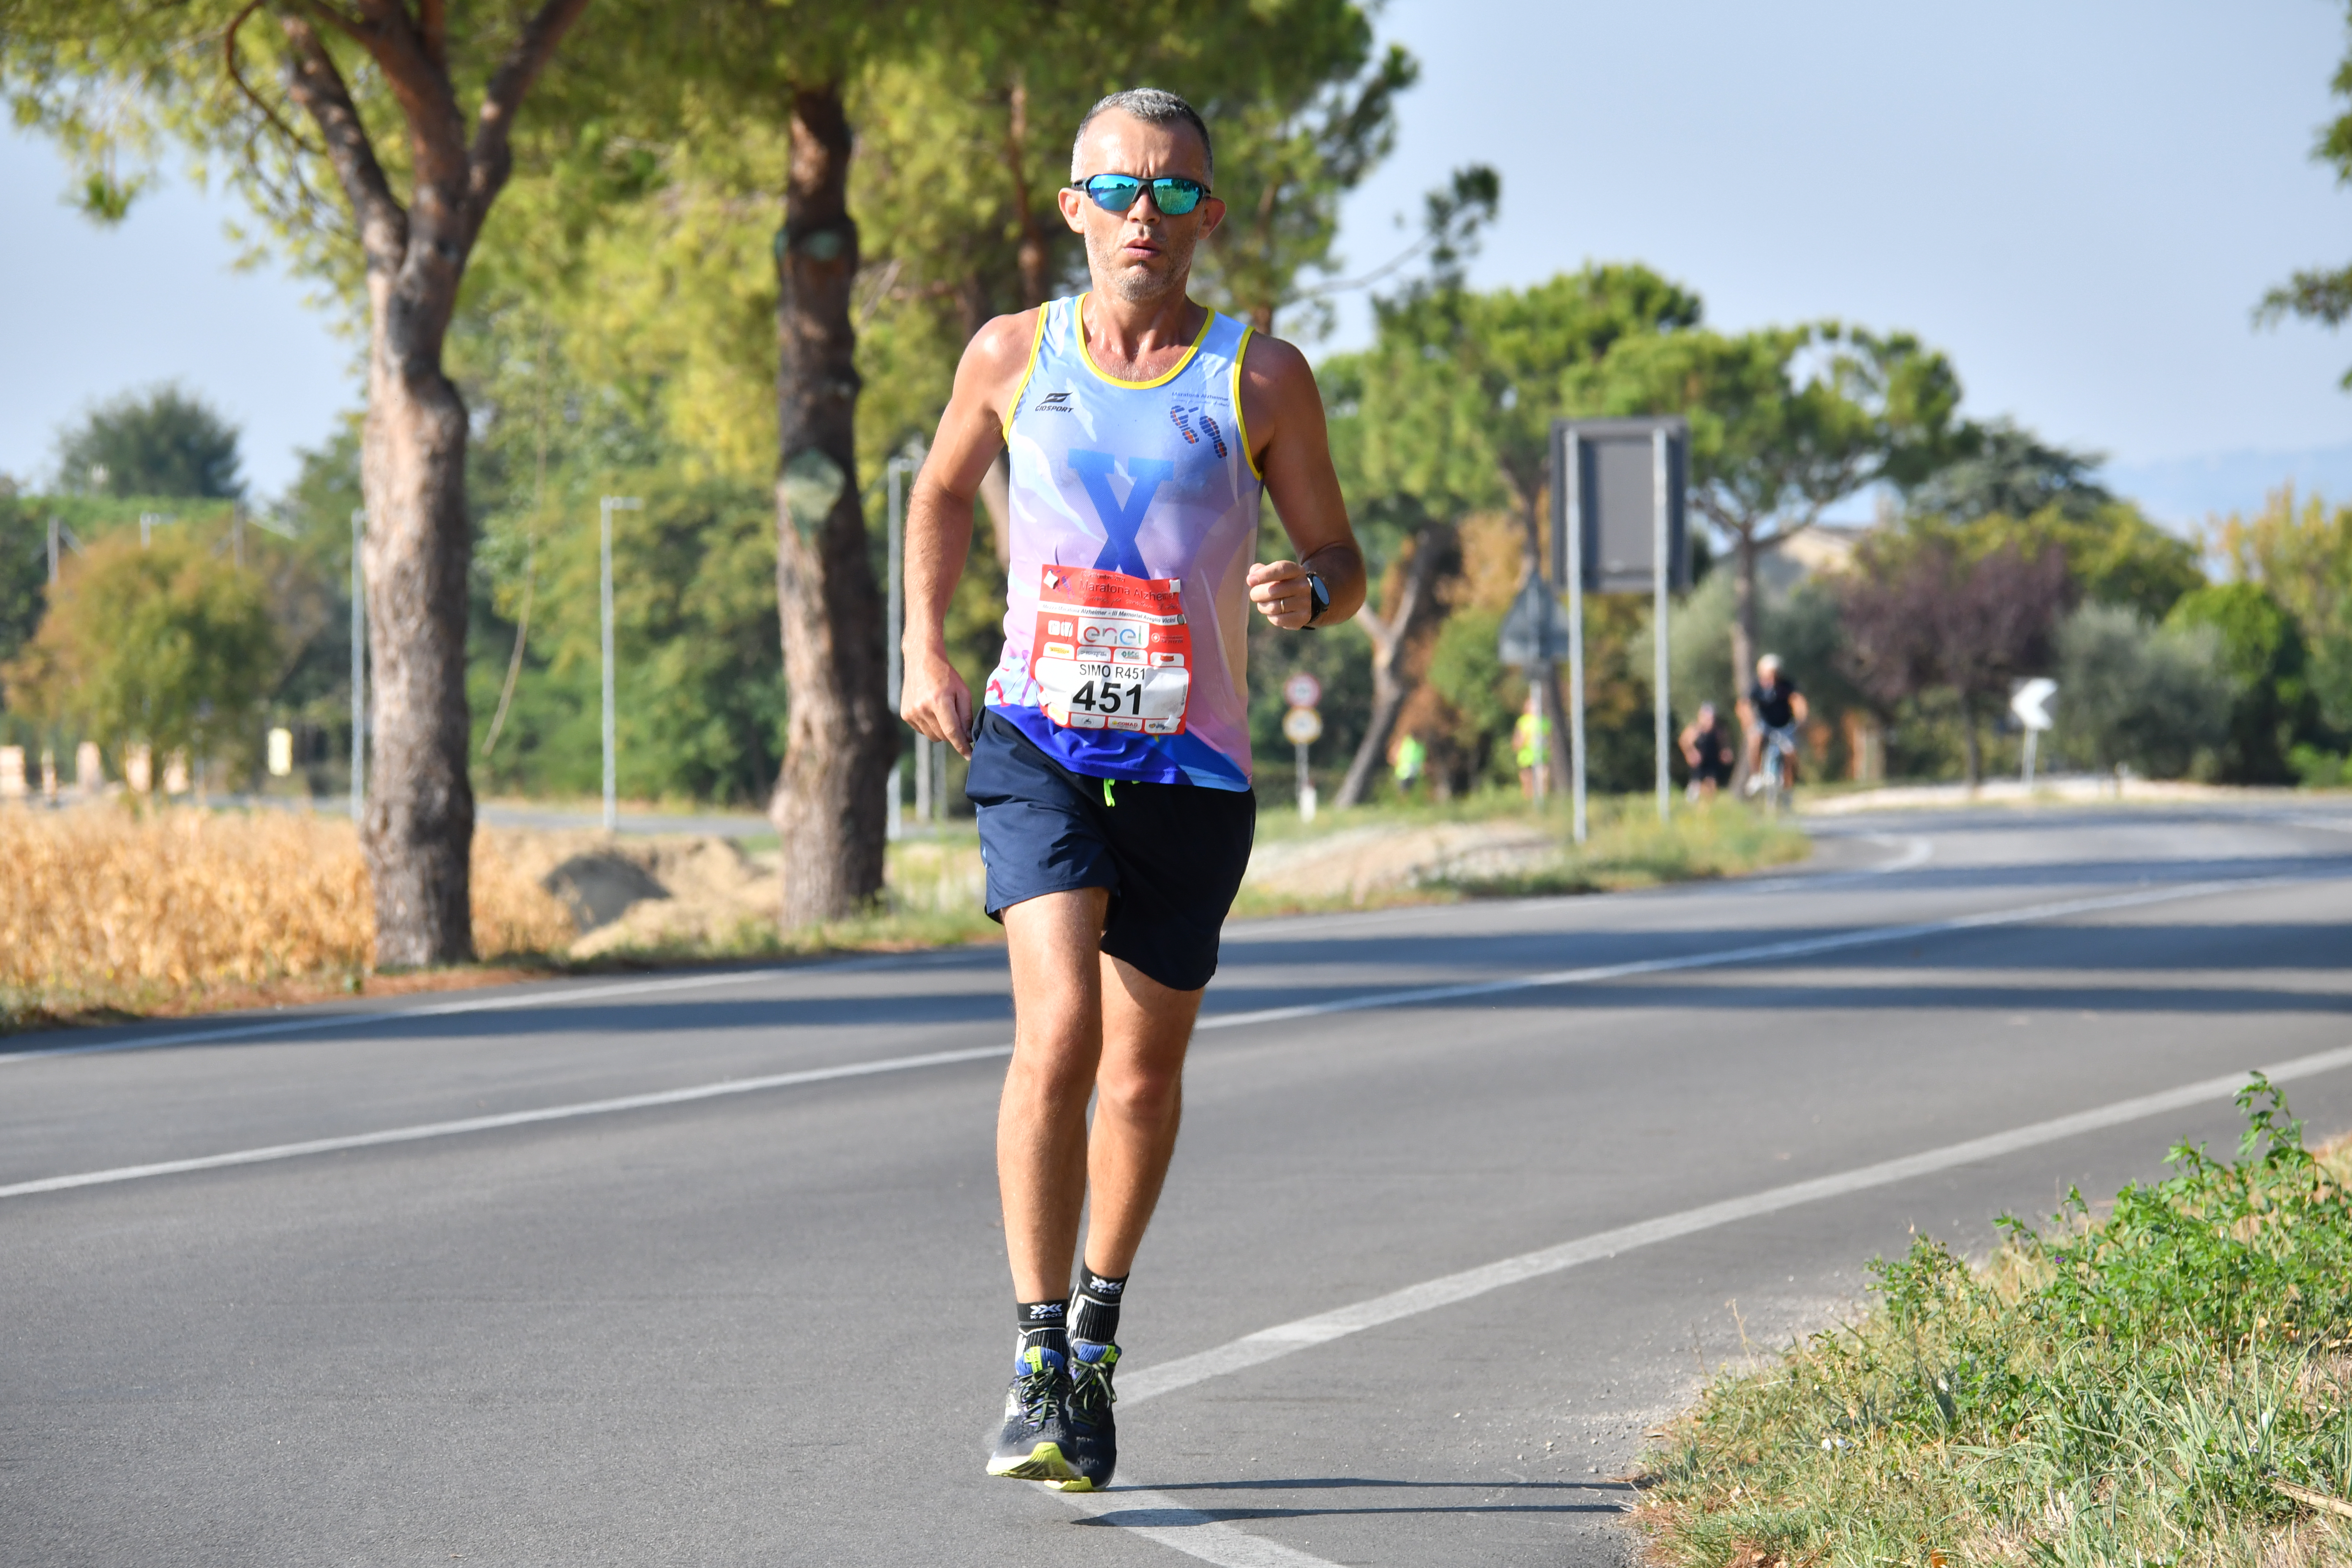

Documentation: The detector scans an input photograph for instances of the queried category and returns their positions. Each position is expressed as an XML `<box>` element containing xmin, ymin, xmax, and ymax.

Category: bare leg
<box><xmin>997</xmin><ymin>889</ymin><xmax>1204</xmax><ymax>1299</ymax></box>
<box><xmin>1081</xmin><ymin>953</ymin><xmax>1203</xmax><ymax>1279</ymax></box>
<box><xmin>999</xmin><ymin>887</ymin><xmax>1110</xmax><ymax>1301</ymax></box>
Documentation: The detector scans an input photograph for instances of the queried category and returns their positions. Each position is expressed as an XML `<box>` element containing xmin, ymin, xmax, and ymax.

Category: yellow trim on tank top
<box><xmin>1229</xmin><ymin>324</ymin><xmax>1263</xmax><ymax>479</ymax></box>
<box><xmin>1075</xmin><ymin>293</ymin><xmax>1214</xmax><ymax>390</ymax></box>
<box><xmin>1000</xmin><ymin>305</ymin><xmax>1052</xmax><ymax>443</ymax></box>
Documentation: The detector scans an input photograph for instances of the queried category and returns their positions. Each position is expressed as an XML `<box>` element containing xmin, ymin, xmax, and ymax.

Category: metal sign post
<box><xmin>1565</xmin><ymin>436</ymin><xmax>1584</xmax><ymax>842</ymax></box>
<box><xmin>1652</xmin><ymin>428</ymin><xmax>1671</xmax><ymax>824</ymax></box>
<box><xmin>1553</xmin><ymin>417</ymin><xmax>1690</xmax><ymax>841</ymax></box>
<box><xmin>1282</xmin><ymin>672</ymin><xmax>1322</xmax><ymax>822</ymax></box>
<box><xmin>886</xmin><ymin>457</ymin><xmax>906</xmax><ymax>841</ymax></box>
<box><xmin>350</xmin><ymin>508</ymin><xmax>366</xmax><ymax>825</ymax></box>
<box><xmin>600</xmin><ymin>495</ymin><xmax>644</xmax><ymax>832</ymax></box>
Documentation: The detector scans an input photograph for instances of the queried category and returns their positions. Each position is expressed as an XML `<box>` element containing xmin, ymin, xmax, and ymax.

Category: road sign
<box><xmin>1497</xmin><ymin>574</ymin><xmax>1573</xmax><ymax>667</ymax></box>
<box><xmin>1283</xmin><ymin>672</ymin><xmax>1322</xmax><ymax>708</ymax></box>
<box><xmin>1554</xmin><ymin>416</ymin><xmax>1691</xmax><ymax>596</ymax></box>
<box><xmin>2011</xmin><ymin>678</ymin><xmax>2057</xmax><ymax>731</ymax></box>
<box><xmin>1282</xmin><ymin>706</ymin><xmax>1323</xmax><ymax>745</ymax></box>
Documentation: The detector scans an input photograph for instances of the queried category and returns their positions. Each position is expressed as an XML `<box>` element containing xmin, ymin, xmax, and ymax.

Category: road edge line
<box><xmin>1117</xmin><ymin>1041</ymin><xmax>2352</xmax><ymax>1406</ymax></box>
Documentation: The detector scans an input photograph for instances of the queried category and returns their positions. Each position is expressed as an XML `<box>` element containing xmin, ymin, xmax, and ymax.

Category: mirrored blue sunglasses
<box><xmin>1072</xmin><ymin>173</ymin><xmax>1211</xmax><ymax>217</ymax></box>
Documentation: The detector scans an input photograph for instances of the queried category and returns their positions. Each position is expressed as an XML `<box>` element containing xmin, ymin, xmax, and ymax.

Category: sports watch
<box><xmin>1302</xmin><ymin>570</ymin><xmax>1331</xmax><ymax>629</ymax></box>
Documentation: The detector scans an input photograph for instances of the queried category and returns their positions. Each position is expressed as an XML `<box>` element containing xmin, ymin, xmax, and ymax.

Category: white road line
<box><xmin>0</xmin><ymin>1044</ymin><xmax>1015</xmax><ymax>1198</ymax></box>
<box><xmin>1196</xmin><ymin>875</ymin><xmax>2278</xmax><ymax>1032</ymax></box>
<box><xmin>1118</xmin><ymin>1040</ymin><xmax>2352</xmax><ymax>1407</ymax></box>
<box><xmin>0</xmin><ymin>950</ymin><xmax>986</xmax><ymax>1066</ymax></box>
<box><xmin>1054</xmin><ymin>1486</ymin><xmax>1343</xmax><ymax>1566</ymax></box>
<box><xmin>0</xmin><ymin>871</ymin><xmax>2312</xmax><ymax>1202</ymax></box>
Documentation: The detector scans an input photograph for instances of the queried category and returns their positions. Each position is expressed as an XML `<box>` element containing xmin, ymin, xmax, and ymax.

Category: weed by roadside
<box><xmin>1432</xmin><ymin>796</ymin><xmax>1809</xmax><ymax>900</ymax></box>
<box><xmin>1634</xmin><ymin>1078</ymin><xmax>2352</xmax><ymax>1568</ymax></box>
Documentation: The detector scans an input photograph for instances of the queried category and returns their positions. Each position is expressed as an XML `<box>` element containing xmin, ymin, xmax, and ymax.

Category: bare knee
<box><xmin>1094</xmin><ymin>1063</ymin><xmax>1181</xmax><ymax>1130</ymax></box>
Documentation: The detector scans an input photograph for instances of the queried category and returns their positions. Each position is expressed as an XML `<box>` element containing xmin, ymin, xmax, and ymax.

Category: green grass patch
<box><xmin>1436</xmin><ymin>796</ymin><xmax>1810</xmax><ymax>899</ymax></box>
<box><xmin>1636</xmin><ymin>1077</ymin><xmax>2352</xmax><ymax>1568</ymax></box>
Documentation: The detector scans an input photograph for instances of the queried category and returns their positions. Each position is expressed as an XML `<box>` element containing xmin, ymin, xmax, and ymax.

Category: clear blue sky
<box><xmin>1</xmin><ymin>0</ymin><xmax>2347</xmax><ymax>521</ymax></box>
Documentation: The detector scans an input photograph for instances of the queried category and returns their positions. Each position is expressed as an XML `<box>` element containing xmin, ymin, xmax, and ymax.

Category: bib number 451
<box><xmin>1070</xmin><ymin>679</ymin><xmax>1144</xmax><ymax>716</ymax></box>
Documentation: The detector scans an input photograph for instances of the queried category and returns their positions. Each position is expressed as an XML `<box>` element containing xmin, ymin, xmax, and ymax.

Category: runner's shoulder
<box><xmin>958</xmin><ymin>307</ymin><xmax>1049</xmax><ymax>401</ymax></box>
<box><xmin>1235</xmin><ymin>327</ymin><xmax>1318</xmax><ymax>436</ymax></box>
<box><xmin>1236</xmin><ymin>326</ymin><xmax>1314</xmax><ymax>393</ymax></box>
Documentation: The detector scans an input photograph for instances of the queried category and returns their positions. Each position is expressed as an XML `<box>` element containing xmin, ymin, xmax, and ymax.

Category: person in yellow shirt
<box><xmin>1512</xmin><ymin>687</ymin><xmax>1550</xmax><ymax>798</ymax></box>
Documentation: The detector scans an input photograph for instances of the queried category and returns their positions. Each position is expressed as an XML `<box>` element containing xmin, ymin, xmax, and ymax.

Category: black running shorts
<box><xmin>966</xmin><ymin>710</ymin><xmax>1256</xmax><ymax>993</ymax></box>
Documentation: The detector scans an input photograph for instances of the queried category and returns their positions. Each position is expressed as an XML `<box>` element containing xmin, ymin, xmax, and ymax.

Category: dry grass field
<box><xmin>0</xmin><ymin>805</ymin><xmax>572</xmax><ymax>1025</ymax></box>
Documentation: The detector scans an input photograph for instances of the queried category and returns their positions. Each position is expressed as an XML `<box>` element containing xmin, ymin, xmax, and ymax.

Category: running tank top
<box><xmin>982</xmin><ymin>294</ymin><xmax>1262</xmax><ymax>789</ymax></box>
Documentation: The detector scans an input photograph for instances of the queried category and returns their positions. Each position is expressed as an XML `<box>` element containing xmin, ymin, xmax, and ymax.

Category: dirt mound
<box><xmin>1241</xmin><ymin>821</ymin><xmax>1559</xmax><ymax>904</ymax></box>
<box><xmin>479</xmin><ymin>829</ymin><xmax>779</xmax><ymax>957</ymax></box>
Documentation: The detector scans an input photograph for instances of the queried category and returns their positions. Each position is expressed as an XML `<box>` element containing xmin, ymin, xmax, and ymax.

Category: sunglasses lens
<box><xmin>1081</xmin><ymin>176</ymin><xmax>1207</xmax><ymax>215</ymax></box>
<box><xmin>1085</xmin><ymin>176</ymin><xmax>1145</xmax><ymax>212</ymax></box>
<box><xmin>1151</xmin><ymin>179</ymin><xmax>1203</xmax><ymax>215</ymax></box>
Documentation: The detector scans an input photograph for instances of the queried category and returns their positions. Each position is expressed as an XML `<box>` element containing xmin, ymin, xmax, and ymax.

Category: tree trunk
<box><xmin>1960</xmin><ymin>694</ymin><xmax>1982</xmax><ymax>790</ymax></box>
<box><xmin>770</xmin><ymin>82</ymin><xmax>892</xmax><ymax>926</ymax></box>
<box><xmin>1521</xmin><ymin>500</ymin><xmax>1572</xmax><ymax>795</ymax></box>
<box><xmin>1730</xmin><ymin>527</ymin><xmax>1759</xmax><ymax>715</ymax></box>
<box><xmin>1335</xmin><ymin>524</ymin><xmax>1446</xmax><ymax>808</ymax></box>
<box><xmin>270</xmin><ymin>0</ymin><xmax>591</xmax><ymax>965</ymax></box>
<box><xmin>360</xmin><ymin>345</ymin><xmax>476</xmax><ymax>965</ymax></box>
<box><xmin>1002</xmin><ymin>76</ymin><xmax>1054</xmax><ymax>311</ymax></box>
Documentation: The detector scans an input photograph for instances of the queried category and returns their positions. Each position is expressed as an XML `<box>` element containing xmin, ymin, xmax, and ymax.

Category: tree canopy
<box><xmin>3</xmin><ymin>532</ymin><xmax>278</xmax><ymax>773</ymax></box>
<box><xmin>53</xmin><ymin>385</ymin><xmax>247</xmax><ymax>499</ymax></box>
<box><xmin>2258</xmin><ymin>1</ymin><xmax>2352</xmax><ymax>385</ymax></box>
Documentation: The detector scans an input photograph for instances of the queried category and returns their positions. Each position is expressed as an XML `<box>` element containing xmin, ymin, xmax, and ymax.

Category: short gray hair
<box><xmin>1070</xmin><ymin>88</ymin><xmax>1214</xmax><ymax>185</ymax></box>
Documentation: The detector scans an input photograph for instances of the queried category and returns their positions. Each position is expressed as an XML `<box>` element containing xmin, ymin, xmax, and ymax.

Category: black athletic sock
<box><xmin>1069</xmin><ymin>1265</ymin><xmax>1128</xmax><ymax>1345</ymax></box>
<box><xmin>1016</xmin><ymin>1296</ymin><xmax>1068</xmax><ymax>1364</ymax></box>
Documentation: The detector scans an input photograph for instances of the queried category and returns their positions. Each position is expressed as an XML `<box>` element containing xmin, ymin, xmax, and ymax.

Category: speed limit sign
<box><xmin>1282</xmin><ymin>672</ymin><xmax>1322</xmax><ymax>709</ymax></box>
<box><xmin>1281</xmin><ymin>706</ymin><xmax>1323</xmax><ymax>745</ymax></box>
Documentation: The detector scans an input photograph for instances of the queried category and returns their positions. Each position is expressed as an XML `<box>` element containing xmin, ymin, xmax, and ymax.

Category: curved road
<box><xmin>5</xmin><ymin>803</ymin><xmax>2351</xmax><ymax>1567</ymax></box>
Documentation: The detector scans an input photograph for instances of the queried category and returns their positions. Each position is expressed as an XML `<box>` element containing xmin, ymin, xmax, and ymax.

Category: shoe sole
<box><xmin>987</xmin><ymin>1441</ymin><xmax>1075</xmax><ymax>1482</ymax></box>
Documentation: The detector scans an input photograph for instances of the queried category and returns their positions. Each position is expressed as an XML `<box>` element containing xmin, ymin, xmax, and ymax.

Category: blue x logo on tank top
<box><xmin>1065</xmin><ymin>451</ymin><xmax>1176</xmax><ymax>578</ymax></box>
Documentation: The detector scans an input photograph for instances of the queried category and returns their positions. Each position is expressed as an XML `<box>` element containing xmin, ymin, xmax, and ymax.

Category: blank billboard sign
<box><xmin>1553</xmin><ymin>417</ymin><xmax>1691</xmax><ymax>595</ymax></box>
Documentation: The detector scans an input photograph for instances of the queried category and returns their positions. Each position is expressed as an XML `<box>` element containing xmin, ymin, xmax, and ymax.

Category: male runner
<box><xmin>898</xmin><ymin>87</ymin><xmax>1364</xmax><ymax>1492</ymax></box>
<box><xmin>1738</xmin><ymin>653</ymin><xmax>1809</xmax><ymax>789</ymax></box>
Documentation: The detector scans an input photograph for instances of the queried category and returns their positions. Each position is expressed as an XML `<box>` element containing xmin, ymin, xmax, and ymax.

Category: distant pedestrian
<box><xmin>1514</xmin><ymin>687</ymin><xmax>1551</xmax><ymax>798</ymax></box>
<box><xmin>1391</xmin><ymin>732</ymin><xmax>1426</xmax><ymax>796</ymax></box>
<box><xmin>1680</xmin><ymin>703</ymin><xmax>1733</xmax><ymax>801</ymax></box>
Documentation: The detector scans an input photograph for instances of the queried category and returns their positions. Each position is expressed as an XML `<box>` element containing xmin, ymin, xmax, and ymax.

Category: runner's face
<box><xmin>1061</xmin><ymin>112</ymin><xmax>1225</xmax><ymax>305</ymax></box>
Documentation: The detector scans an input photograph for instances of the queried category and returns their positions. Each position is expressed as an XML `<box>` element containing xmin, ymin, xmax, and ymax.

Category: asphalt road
<box><xmin>5</xmin><ymin>802</ymin><xmax>2351</xmax><ymax>1567</ymax></box>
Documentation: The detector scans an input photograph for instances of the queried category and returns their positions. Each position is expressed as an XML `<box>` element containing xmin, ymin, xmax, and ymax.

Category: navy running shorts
<box><xmin>966</xmin><ymin>710</ymin><xmax>1256</xmax><ymax>993</ymax></box>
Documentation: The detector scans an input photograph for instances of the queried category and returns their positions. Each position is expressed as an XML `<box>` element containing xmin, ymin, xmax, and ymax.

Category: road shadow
<box><xmin>1075</xmin><ymin>1474</ymin><xmax>1638</xmax><ymax>1527</ymax></box>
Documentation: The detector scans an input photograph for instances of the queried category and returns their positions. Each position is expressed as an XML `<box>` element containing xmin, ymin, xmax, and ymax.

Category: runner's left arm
<box><xmin>1238</xmin><ymin>334</ymin><xmax>1364</xmax><ymax>632</ymax></box>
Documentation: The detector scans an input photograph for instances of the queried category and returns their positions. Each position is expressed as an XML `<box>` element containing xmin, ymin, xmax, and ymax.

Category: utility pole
<box><xmin>1562</xmin><ymin>430</ymin><xmax>1587</xmax><ymax>844</ymax></box>
<box><xmin>1653</xmin><ymin>427</ymin><xmax>1672</xmax><ymax>825</ymax></box>
<box><xmin>350</xmin><ymin>509</ymin><xmax>366</xmax><ymax>825</ymax></box>
<box><xmin>600</xmin><ymin>495</ymin><xmax>643</xmax><ymax>833</ymax></box>
<box><xmin>886</xmin><ymin>457</ymin><xmax>906</xmax><ymax>841</ymax></box>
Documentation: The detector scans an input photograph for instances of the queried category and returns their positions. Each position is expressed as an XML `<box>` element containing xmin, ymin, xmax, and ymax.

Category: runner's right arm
<box><xmin>902</xmin><ymin>310</ymin><xmax>1039</xmax><ymax>760</ymax></box>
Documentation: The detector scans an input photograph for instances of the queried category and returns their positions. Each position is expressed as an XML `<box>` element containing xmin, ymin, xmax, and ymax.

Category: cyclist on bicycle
<box><xmin>1738</xmin><ymin>653</ymin><xmax>1808</xmax><ymax>795</ymax></box>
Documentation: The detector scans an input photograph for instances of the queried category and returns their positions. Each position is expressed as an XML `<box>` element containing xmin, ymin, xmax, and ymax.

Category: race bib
<box><xmin>1031</xmin><ymin>565</ymin><xmax>1191</xmax><ymax>735</ymax></box>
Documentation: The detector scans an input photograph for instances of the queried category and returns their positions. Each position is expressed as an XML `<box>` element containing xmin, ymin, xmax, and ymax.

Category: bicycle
<box><xmin>1749</xmin><ymin>723</ymin><xmax>1799</xmax><ymax>814</ymax></box>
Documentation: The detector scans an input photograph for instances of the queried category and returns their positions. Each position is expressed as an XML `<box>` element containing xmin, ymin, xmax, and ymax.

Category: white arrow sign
<box><xmin>2011</xmin><ymin>678</ymin><xmax>2057</xmax><ymax>731</ymax></box>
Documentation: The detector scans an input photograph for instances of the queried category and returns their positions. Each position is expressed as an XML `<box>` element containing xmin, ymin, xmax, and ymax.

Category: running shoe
<box><xmin>986</xmin><ymin>1344</ymin><xmax>1075</xmax><ymax>1482</ymax></box>
<box><xmin>1060</xmin><ymin>1339</ymin><xmax>1120</xmax><ymax>1492</ymax></box>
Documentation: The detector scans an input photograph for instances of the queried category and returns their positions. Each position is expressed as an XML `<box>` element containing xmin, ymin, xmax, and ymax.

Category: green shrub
<box><xmin>1639</xmin><ymin>1080</ymin><xmax>2352</xmax><ymax>1568</ymax></box>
